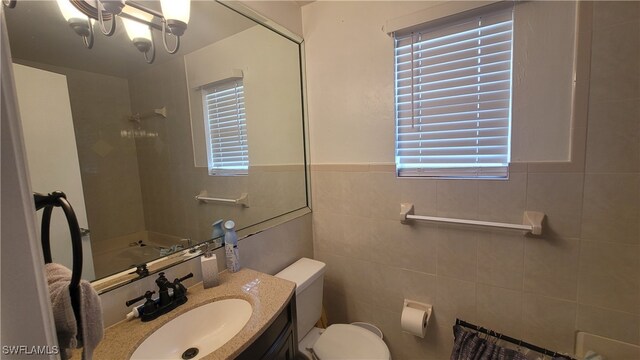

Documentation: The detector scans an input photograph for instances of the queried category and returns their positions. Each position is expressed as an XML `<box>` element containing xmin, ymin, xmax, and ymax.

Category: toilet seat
<box><xmin>312</xmin><ymin>324</ymin><xmax>390</xmax><ymax>360</ymax></box>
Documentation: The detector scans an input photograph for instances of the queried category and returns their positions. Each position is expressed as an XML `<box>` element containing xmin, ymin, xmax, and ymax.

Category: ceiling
<box><xmin>4</xmin><ymin>1</ymin><xmax>257</xmax><ymax>78</ymax></box>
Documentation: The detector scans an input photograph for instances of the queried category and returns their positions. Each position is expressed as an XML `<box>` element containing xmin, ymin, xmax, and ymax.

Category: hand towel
<box><xmin>46</xmin><ymin>263</ymin><xmax>103</xmax><ymax>360</ymax></box>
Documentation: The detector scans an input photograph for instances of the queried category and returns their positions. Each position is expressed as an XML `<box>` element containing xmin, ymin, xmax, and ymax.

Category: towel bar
<box><xmin>456</xmin><ymin>319</ymin><xmax>575</xmax><ymax>359</ymax></box>
<box><xmin>400</xmin><ymin>203</ymin><xmax>545</xmax><ymax>235</ymax></box>
<box><xmin>34</xmin><ymin>191</ymin><xmax>84</xmax><ymax>335</ymax></box>
<box><xmin>195</xmin><ymin>191</ymin><xmax>249</xmax><ymax>207</ymax></box>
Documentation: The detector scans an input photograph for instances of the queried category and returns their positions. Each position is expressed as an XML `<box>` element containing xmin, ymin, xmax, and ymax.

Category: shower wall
<box><xmin>13</xmin><ymin>60</ymin><xmax>147</xmax><ymax>260</ymax></box>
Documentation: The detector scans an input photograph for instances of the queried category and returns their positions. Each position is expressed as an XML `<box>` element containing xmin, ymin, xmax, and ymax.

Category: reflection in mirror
<box><xmin>5</xmin><ymin>0</ymin><xmax>307</xmax><ymax>289</ymax></box>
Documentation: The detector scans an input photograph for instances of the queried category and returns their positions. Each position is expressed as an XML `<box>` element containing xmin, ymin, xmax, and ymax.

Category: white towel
<box><xmin>46</xmin><ymin>263</ymin><xmax>104</xmax><ymax>360</ymax></box>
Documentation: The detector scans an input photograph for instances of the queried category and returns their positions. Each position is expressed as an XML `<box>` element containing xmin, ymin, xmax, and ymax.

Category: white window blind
<box><xmin>202</xmin><ymin>80</ymin><xmax>248</xmax><ymax>176</ymax></box>
<box><xmin>395</xmin><ymin>7</ymin><xmax>514</xmax><ymax>178</ymax></box>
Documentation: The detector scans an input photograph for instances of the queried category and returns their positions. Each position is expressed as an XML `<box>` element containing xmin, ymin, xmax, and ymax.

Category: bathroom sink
<box><xmin>130</xmin><ymin>299</ymin><xmax>252</xmax><ymax>360</ymax></box>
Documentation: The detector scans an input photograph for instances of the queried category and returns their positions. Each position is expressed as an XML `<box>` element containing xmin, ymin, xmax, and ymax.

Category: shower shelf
<box><xmin>195</xmin><ymin>191</ymin><xmax>249</xmax><ymax>207</ymax></box>
<box><xmin>400</xmin><ymin>203</ymin><xmax>545</xmax><ymax>235</ymax></box>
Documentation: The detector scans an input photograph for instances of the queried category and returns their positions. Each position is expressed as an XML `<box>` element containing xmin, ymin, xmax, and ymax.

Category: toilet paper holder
<box><xmin>401</xmin><ymin>299</ymin><xmax>432</xmax><ymax>338</ymax></box>
<box><xmin>404</xmin><ymin>299</ymin><xmax>432</xmax><ymax>324</ymax></box>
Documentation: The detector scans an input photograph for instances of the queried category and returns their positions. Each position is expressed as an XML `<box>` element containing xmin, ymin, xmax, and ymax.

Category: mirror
<box><xmin>5</xmin><ymin>0</ymin><xmax>307</xmax><ymax>290</ymax></box>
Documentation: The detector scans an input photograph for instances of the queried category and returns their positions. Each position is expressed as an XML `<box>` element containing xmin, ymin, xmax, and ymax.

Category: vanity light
<box><xmin>2</xmin><ymin>0</ymin><xmax>16</xmax><ymax>9</ymax></box>
<box><xmin>122</xmin><ymin>7</ymin><xmax>155</xmax><ymax>63</ymax></box>
<box><xmin>160</xmin><ymin>0</ymin><xmax>190</xmax><ymax>37</ymax></box>
<box><xmin>6</xmin><ymin>0</ymin><xmax>191</xmax><ymax>64</ymax></box>
<box><xmin>56</xmin><ymin>0</ymin><xmax>94</xmax><ymax>49</ymax></box>
<box><xmin>100</xmin><ymin>0</ymin><xmax>125</xmax><ymax>15</ymax></box>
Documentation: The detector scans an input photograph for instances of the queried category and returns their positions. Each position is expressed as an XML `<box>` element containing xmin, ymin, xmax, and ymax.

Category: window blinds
<box><xmin>395</xmin><ymin>7</ymin><xmax>513</xmax><ymax>178</ymax></box>
<box><xmin>202</xmin><ymin>80</ymin><xmax>248</xmax><ymax>175</ymax></box>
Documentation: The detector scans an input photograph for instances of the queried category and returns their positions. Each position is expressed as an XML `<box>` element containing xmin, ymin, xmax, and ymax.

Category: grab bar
<box><xmin>195</xmin><ymin>191</ymin><xmax>249</xmax><ymax>207</ymax></box>
<box><xmin>400</xmin><ymin>203</ymin><xmax>545</xmax><ymax>235</ymax></box>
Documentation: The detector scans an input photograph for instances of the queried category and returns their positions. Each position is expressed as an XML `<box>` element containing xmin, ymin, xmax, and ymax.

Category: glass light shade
<box><xmin>160</xmin><ymin>0</ymin><xmax>190</xmax><ymax>24</ymax></box>
<box><xmin>122</xmin><ymin>7</ymin><xmax>153</xmax><ymax>42</ymax></box>
<box><xmin>56</xmin><ymin>0</ymin><xmax>86</xmax><ymax>21</ymax></box>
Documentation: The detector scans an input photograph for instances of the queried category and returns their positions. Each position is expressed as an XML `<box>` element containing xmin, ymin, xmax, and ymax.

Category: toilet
<box><xmin>275</xmin><ymin>258</ymin><xmax>391</xmax><ymax>360</ymax></box>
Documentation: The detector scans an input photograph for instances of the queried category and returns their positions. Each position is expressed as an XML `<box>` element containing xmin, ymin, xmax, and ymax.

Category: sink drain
<box><xmin>182</xmin><ymin>347</ymin><xmax>199</xmax><ymax>360</ymax></box>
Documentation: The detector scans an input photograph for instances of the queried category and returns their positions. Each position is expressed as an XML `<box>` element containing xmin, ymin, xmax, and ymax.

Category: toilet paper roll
<box><xmin>401</xmin><ymin>306</ymin><xmax>428</xmax><ymax>338</ymax></box>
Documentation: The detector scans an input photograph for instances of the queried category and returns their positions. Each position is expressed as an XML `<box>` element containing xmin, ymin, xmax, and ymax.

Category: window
<box><xmin>394</xmin><ymin>7</ymin><xmax>514</xmax><ymax>178</ymax></box>
<box><xmin>202</xmin><ymin>79</ymin><xmax>248</xmax><ymax>176</ymax></box>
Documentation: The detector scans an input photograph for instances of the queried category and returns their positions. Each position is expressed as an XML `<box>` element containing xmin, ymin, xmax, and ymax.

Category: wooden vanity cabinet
<box><xmin>236</xmin><ymin>294</ymin><xmax>299</xmax><ymax>360</ymax></box>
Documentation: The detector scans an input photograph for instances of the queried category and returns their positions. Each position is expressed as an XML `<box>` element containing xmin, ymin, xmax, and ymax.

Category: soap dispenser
<box><xmin>201</xmin><ymin>243</ymin><xmax>219</xmax><ymax>289</ymax></box>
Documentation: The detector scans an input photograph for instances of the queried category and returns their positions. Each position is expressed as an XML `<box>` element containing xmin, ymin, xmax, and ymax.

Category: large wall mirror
<box><xmin>5</xmin><ymin>0</ymin><xmax>308</xmax><ymax>291</ymax></box>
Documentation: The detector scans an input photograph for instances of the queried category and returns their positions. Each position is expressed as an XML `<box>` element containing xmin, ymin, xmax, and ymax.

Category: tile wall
<box><xmin>13</xmin><ymin>60</ymin><xmax>147</xmax><ymax>252</ymax></box>
<box><xmin>306</xmin><ymin>2</ymin><xmax>640</xmax><ymax>359</ymax></box>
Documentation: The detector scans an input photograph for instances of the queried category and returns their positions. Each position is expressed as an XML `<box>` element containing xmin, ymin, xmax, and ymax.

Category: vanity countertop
<box><xmin>87</xmin><ymin>268</ymin><xmax>296</xmax><ymax>360</ymax></box>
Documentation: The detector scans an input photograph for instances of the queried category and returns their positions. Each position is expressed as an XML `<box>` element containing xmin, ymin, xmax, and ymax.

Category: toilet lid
<box><xmin>313</xmin><ymin>324</ymin><xmax>390</xmax><ymax>360</ymax></box>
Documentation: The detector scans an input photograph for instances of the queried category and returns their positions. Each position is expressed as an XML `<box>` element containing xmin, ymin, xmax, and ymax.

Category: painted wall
<box><xmin>303</xmin><ymin>1</ymin><xmax>639</xmax><ymax>359</ymax></box>
<box><xmin>304</xmin><ymin>1</ymin><xmax>577</xmax><ymax>165</ymax></box>
<box><xmin>241</xmin><ymin>1</ymin><xmax>304</xmax><ymax>38</ymax></box>
<box><xmin>185</xmin><ymin>25</ymin><xmax>304</xmax><ymax>167</ymax></box>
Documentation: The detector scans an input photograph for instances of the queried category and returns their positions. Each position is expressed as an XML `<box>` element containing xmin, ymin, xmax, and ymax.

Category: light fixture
<box><xmin>56</xmin><ymin>0</ymin><xmax>94</xmax><ymax>48</ymax></box>
<box><xmin>122</xmin><ymin>7</ymin><xmax>155</xmax><ymax>63</ymax></box>
<box><xmin>4</xmin><ymin>0</ymin><xmax>191</xmax><ymax>64</ymax></box>
<box><xmin>95</xmin><ymin>0</ymin><xmax>121</xmax><ymax>36</ymax></box>
<box><xmin>2</xmin><ymin>0</ymin><xmax>16</xmax><ymax>9</ymax></box>
<box><xmin>160</xmin><ymin>0</ymin><xmax>189</xmax><ymax>36</ymax></box>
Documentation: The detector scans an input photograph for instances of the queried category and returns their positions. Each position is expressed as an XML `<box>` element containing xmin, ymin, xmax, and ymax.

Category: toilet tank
<box><xmin>275</xmin><ymin>258</ymin><xmax>326</xmax><ymax>338</ymax></box>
